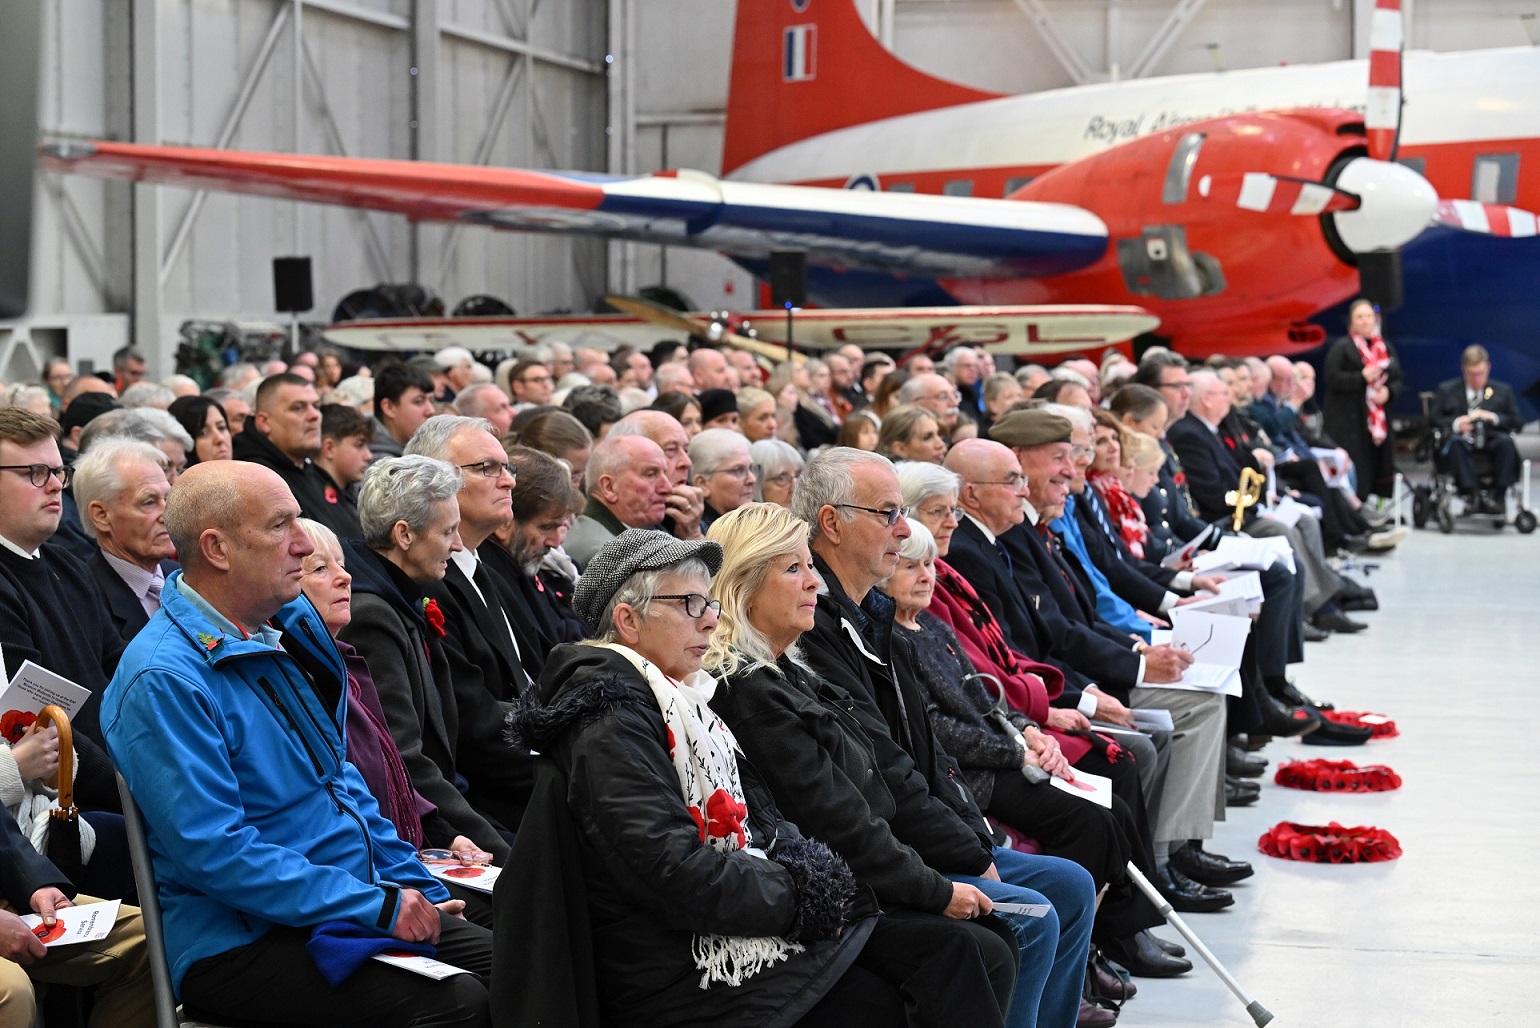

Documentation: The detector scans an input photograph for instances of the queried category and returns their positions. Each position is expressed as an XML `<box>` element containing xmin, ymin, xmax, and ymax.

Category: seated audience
<box><xmin>878</xmin><ymin>404</ymin><xmax>947</xmax><ymax>463</ymax></box>
<box><xmin>608</xmin><ymin>409</ymin><xmax>707</xmax><ymax>539</ymax></box>
<box><xmin>750</xmin><ymin>438</ymin><xmax>804</xmax><ymax>507</ymax></box>
<box><xmin>689</xmin><ymin>346</ymin><xmax>736</xmax><ymax>391</ymax></box>
<box><xmin>564</xmin><ymin>434</ymin><xmax>675</xmax><ymax>568</ymax></box>
<box><xmin>486</xmin><ymin>446</ymin><xmax>587</xmax><ymax>645</ymax></box>
<box><xmin>793</xmin><ymin>360</ymin><xmax>841</xmax><ymax>450</ymax></box>
<box><xmin>738</xmin><ymin>386</ymin><xmax>780</xmax><ymax>442</ymax></box>
<box><xmin>453</xmin><ymin>382</ymin><xmax>516</xmax><ymax>437</ymax></box>
<box><xmin>233</xmin><ymin>372</ymin><xmax>362</xmax><ymax>540</ymax></box>
<box><xmin>836</xmin><ymin>408</ymin><xmax>881</xmax><ymax>450</ymax></box>
<box><xmin>649</xmin><ymin>389</ymin><xmax>704</xmax><ymax>437</ymax></box>
<box><xmin>73</xmin><ymin>439</ymin><xmax>176</xmax><ymax>642</ymax></box>
<box><xmin>313</xmin><ymin>403</ymin><xmax>375</xmax><ymax>519</ymax></box>
<box><xmin>340</xmin><ymin>456</ymin><xmax>512</xmax><ymax>863</ymax></box>
<box><xmin>370</xmin><ymin>361</ymin><xmax>437</xmax><ymax>459</ymax></box>
<box><xmin>508</xmin><ymin>407</ymin><xmax>593</xmax><ymax>491</ymax></box>
<box><xmin>167</xmin><ymin>394</ymin><xmax>233</xmax><ymax>465</ymax></box>
<box><xmin>506</xmin><ymin>359</ymin><xmax>556</xmax><ymax>410</ymax></box>
<box><xmin>501</xmin><ymin>528</ymin><xmax>1014</xmax><ymax>1028</ymax></box>
<box><xmin>689</xmin><ymin>427</ymin><xmax>757</xmax><ymax>528</ymax></box>
<box><xmin>203</xmin><ymin>386</ymin><xmax>253</xmax><ymax>434</ymax></box>
<box><xmin>103</xmin><ymin>460</ymin><xmax>491</xmax><ymax>1026</ymax></box>
<box><xmin>899</xmin><ymin>374</ymin><xmax>964</xmax><ymax>443</ymax></box>
<box><xmin>698</xmin><ymin>388</ymin><xmax>740</xmax><ymax>431</ymax></box>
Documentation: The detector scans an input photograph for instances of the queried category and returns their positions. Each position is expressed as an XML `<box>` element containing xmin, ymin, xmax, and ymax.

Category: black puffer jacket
<box><xmin>713</xmin><ymin>654</ymin><xmax>959</xmax><ymax>914</ymax></box>
<box><xmin>231</xmin><ymin>418</ymin><xmax>362</xmax><ymax>540</ymax></box>
<box><xmin>504</xmin><ymin>644</ymin><xmax>874</xmax><ymax>1028</ymax></box>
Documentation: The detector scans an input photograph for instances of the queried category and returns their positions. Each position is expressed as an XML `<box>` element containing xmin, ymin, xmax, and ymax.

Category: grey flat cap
<box><xmin>573</xmin><ymin>528</ymin><xmax>723</xmax><ymax>632</ymax></box>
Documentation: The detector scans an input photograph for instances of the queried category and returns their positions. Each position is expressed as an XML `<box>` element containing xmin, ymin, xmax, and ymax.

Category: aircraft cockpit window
<box><xmin>1162</xmin><ymin>133</ymin><xmax>1206</xmax><ymax>204</ymax></box>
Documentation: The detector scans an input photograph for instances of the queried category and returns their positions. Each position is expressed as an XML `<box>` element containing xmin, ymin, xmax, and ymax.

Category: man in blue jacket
<box><xmin>102</xmin><ymin>460</ymin><xmax>491</xmax><ymax>1027</ymax></box>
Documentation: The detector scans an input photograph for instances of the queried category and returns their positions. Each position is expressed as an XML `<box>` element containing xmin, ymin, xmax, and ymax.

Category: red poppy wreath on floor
<box><xmin>1320</xmin><ymin>710</ymin><xmax>1398</xmax><ymax>738</ymax></box>
<box><xmin>1258</xmin><ymin>822</ymin><xmax>1402</xmax><ymax>863</ymax></box>
<box><xmin>1274</xmin><ymin>759</ymin><xmax>1402</xmax><ymax>793</ymax></box>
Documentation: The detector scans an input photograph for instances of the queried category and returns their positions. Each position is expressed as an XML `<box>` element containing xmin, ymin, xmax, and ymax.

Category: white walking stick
<box><xmin>1125</xmin><ymin>862</ymin><xmax>1275</xmax><ymax>1026</ymax></box>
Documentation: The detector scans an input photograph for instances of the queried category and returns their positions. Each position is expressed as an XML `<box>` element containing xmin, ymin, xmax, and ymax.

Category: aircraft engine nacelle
<box><xmin>945</xmin><ymin>109</ymin><xmax>1371</xmax><ymax>356</ymax></box>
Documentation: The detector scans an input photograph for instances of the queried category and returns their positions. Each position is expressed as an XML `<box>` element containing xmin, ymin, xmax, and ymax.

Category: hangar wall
<box><xmin>616</xmin><ymin>0</ymin><xmax>1540</xmax><ymax>314</ymax></box>
<box><xmin>8</xmin><ymin>0</ymin><xmax>607</xmax><ymax>380</ymax></box>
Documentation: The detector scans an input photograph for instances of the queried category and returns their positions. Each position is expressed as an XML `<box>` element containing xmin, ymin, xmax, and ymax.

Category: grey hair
<box><xmin>434</xmin><ymin>345</ymin><xmax>474</xmax><ymax>369</ymax></box>
<box><xmin>791</xmin><ymin>446</ymin><xmax>895</xmax><ymax>542</ymax></box>
<box><xmin>72</xmin><ymin>439</ymin><xmax>170</xmax><ymax>541</ymax></box>
<box><xmin>452</xmin><ymin>383</ymin><xmax>505</xmax><ymax>418</ymax></box>
<box><xmin>591</xmin><ymin>558</ymin><xmax>712</xmax><ymax>645</ymax></box>
<box><xmin>118</xmin><ymin>382</ymin><xmax>176</xmax><ymax>410</ymax></box>
<box><xmin>405</xmin><ymin>414</ymin><xmax>496</xmax><ymax>461</ymax></box>
<box><xmin>162</xmin><ymin>374</ymin><xmax>201</xmax><ymax>394</ymax></box>
<box><xmin>215</xmin><ymin>362</ymin><xmax>259</xmax><ymax>389</ymax></box>
<box><xmin>1188</xmin><ymin>367</ymin><xmax>1223</xmax><ymax>394</ymax></box>
<box><xmin>324</xmin><ymin>376</ymin><xmax>375</xmax><ymax>409</ymax></box>
<box><xmin>895</xmin><ymin>460</ymin><xmax>962</xmax><ymax>510</ymax></box>
<box><xmin>358</xmin><ymin>454</ymin><xmax>464</xmax><ymax>549</ymax></box>
<box><xmin>583</xmin><ymin>434</ymin><xmax>647</xmax><ymax>494</ymax></box>
<box><xmin>750</xmin><ymin>438</ymin><xmax>804</xmax><ymax>501</ymax></box>
<box><xmin>688</xmin><ymin>427</ymin><xmax>750</xmax><ymax>479</ymax></box>
<box><xmin>1044</xmin><ymin>402</ymin><xmax>1093</xmax><ymax>434</ymax></box>
<box><xmin>896</xmin><ymin>517</ymin><xmax>938</xmax><ymax>563</ymax></box>
<box><xmin>203</xmin><ymin>387</ymin><xmax>242</xmax><ymax>408</ymax></box>
<box><xmin>163</xmin><ymin>467</ymin><xmax>241</xmax><ymax>565</ymax></box>
<box><xmin>1</xmin><ymin>384</ymin><xmax>51</xmax><ymax>413</ymax></box>
<box><xmin>79</xmin><ymin>408</ymin><xmax>193</xmax><ymax>455</ymax></box>
<box><xmin>1049</xmin><ymin>366</ymin><xmax>1091</xmax><ymax>389</ymax></box>
<box><xmin>654</xmin><ymin>362</ymin><xmax>693</xmax><ymax>392</ymax></box>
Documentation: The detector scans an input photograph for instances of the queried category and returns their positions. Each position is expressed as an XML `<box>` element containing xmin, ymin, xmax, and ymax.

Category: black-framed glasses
<box><xmin>0</xmin><ymin>464</ymin><xmax>72</xmax><ymax>488</ymax></box>
<box><xmin>834</xmin><ymin>503</ymin><xmax>911</xmax><ymax>526</ymax></box>
<box><xmin>649</xmin><ymin>593</ymin><xmax>722</xmax><ymax>619</ymax></box>
<box><xmin>458</xmin><ymin>459</ymin><xmax>515</xmax><ymax>480</ymax></box>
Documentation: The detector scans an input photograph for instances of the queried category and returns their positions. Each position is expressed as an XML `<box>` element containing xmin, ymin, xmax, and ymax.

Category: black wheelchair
<box><xmin>1410</xmin><ymin>392</ymin><xmax>1536</xmax><ymax>534</ymax></box>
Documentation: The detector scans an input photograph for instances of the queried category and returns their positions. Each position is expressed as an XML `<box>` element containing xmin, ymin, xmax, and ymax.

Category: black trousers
<box><xmin>799</xmin><ymin>908</ymin><xmax>1018</xmax><ymax>1028</ymax></box>
<box><xmin>1444</xmin><ymin>433</ymin><xmax>1520</xmax><ymax>493</ymax></box>
<box><xmin>181</xmin><ymin>911</ymin><xmax>492</xmax><ymax>1028</ymax></box>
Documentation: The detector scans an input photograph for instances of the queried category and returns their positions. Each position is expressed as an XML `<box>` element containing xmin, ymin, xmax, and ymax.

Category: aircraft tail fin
<box><xmin>722</xmin><ymin>0</ymin><xmax>1002</xmax><ymax>175</ymax></box>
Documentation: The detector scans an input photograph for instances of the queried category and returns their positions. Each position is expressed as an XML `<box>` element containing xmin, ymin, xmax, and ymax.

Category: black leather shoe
<box><xmin>1257</xmin><ymin>694</ymin><xmax>1320</xmax><ymax>737</ymax></box>
<box><xmin>1273</xmin><ymin>680</ymin><xmax>1335</xmax><ymax>712</ymax></box>
<box><xmin>1102</xmin><ymin>932</ymin><xmax>1191</xmax><ymax>978</ymax></box>
<box><xmin>1141</xmin><ymin>929</ymin><xmax>1185</xmax><ymax>959</ymax></box>
<box><xmin>1301</xmin><ymin>718</ymin><xmax>1373</xmax><ymax>746</ymax></box>
<box><xmin>1227</xmin><ymin>744</ymin><xmax>1267</xmax><ymax>777</ymax></box>
<box><xmin>1078</xmin><ymin>998</ymin><xmax>1118</xmax><ymax>1027</ymax></box>
<box><xmin>1156</xmin><ymin>865</ymin><xmax>1234</xmax><ymax>912</ymax></box>
<box><xmin>1313</xmin><ymin>609</ymin><xmax>1368</xmax><ymax>633</ymax></box>
<box><xmin>1303</xmin><ymin>621</ymin><xmax>1331</xmax><ymax>642</ymax></box>
<box><xmin>1226</xmin><ymin>776</ymin><xmax>1261</xmax><ymax>806</ymax></box>
<box><xmin>1170</xmin><ymin>841</ymin><xmax>1255</xmax><ymax>885</ymax></box>
<box><xmin>1341</xmin><ymin>532</ymin><xmax>1369</xmax><ymax>552</ymax></box>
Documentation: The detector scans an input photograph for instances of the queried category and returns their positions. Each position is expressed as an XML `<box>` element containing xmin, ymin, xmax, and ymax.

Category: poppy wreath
<box><xmin>1258</xmin><ymin>821</ymin><xmax>1402</xmax><ymax>863</ymax></box>
<box><xmin>1274</xmin><ymin>759</ymin><xmax>1402</xmax><ymax>793</ymax></box>
<box><xmin>1320</xmin><ymin>710</ymin><xmax>1398</xmax><ymax>738</ymax></box>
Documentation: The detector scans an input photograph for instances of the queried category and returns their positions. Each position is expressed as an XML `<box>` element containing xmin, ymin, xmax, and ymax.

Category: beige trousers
<box><xmin>0</xmin><ymin>895</ymin><xmax>155</xmax><ymax>1028</ymax></box>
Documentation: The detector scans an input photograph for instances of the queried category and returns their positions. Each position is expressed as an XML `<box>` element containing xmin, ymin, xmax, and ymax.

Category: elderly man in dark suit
<box><xmin>0</xmin><ymin>810</ymin><xmax>154</xmax><ymax>1027</ymax></box>
<box><xmin>1432</xmin><ymin>344</ymin><xmax>1525</xmax><ymax>513</ymax></box>
<box><xmin>72</xmin><ymin>438</ymin><xmax>178</xmax><ymax>642</ymax></box>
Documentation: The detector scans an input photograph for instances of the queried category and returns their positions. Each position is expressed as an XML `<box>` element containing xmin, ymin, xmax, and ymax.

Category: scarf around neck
<box><xmin>1351</xmin><ymin>332</ymin><xmax>1391</xmax><ymax>444</ymax></box>
<box><xmin>594</xmin><ymin>642</ymin><xmax>804</xmax><ymax>987</ymax></box>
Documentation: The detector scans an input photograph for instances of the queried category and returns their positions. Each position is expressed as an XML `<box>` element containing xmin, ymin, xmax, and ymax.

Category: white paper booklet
<box><xmin>1130</xmin><ymin>708</ymin><xmax>1175</xmax><ymax>732</ymax></box>
<box><xmin>425</xmin><ymin>862</ymin><xmax>501</xmax><ymax>895</ymax></box>
<box><xmin>1191</xmin><ymin>535</ymin><xmax>1294</xmax><ymax>575</ymax></box>
<box><xmin>21</xmin><ymin>900</ymin><xmax>121</xmax><ymax>947</ymax></box>
<box><xmin>1048</xmin><ymin>768</ymin><xmax>1113</xmax><ymax>809</ymax></box>
<box><xmin>1164</xmin><ymin>609</ymin><xmax>1252</xmax><ymax>697</ymax></box>
<box><xmin>371</xmin><ymin>951</ymin><xmax>474</xmax><ymax>979</ymax></box>
<box><xmin>0</xmin><ymin>661</ymin><xmax>91</xmax><ymax>739</ymax></box>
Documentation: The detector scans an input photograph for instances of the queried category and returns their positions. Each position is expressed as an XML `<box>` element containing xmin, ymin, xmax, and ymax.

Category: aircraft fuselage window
<box><xmin>943</xmin><ymin>179</ymin><xmax>975</xmax><ymax>197</ymax></box>
<box><xmin>1472</xmin><ymin>153</ymin><xmax>1520</xmax><ymax>204</ymax></box>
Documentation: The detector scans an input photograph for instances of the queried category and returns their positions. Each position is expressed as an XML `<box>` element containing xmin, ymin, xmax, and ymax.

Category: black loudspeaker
<box><xmin>0</xmin><ymin>0</ymin><xmax>42</xmax><ymax>318</ymax></box>
<box><xmin>768</xmin><ymin>251</ymin><xmax>807</xmax><ymax>308</ymax></box>
<box><xmin>273</xmin><ymin>256</ymin><xmax>314</xmax><ymax>313</ymax></box>
<box><xmin>1357</xmin><ymin>250</ymin><xmax>1403</xmax><ymax>314</ymax></box>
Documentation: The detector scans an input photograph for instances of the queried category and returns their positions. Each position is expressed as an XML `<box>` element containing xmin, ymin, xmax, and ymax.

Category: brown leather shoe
<box><xmin>1078</xmin><ymin>998</ymin><xmax>1118</xmax><ymax>1027</ymax></box>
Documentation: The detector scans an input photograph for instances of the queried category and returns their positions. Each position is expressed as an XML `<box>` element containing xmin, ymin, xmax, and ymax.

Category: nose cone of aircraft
<box><xmin>1331</xmin><ymin>157</ymin><xmax>1439</xmax><ymax>253</ymax></box>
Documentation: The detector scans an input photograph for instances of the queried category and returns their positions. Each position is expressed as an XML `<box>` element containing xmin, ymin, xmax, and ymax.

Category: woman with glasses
<box><xmin>877</xmin><ymin>405</ymin><xmax>947</xmax><ymax>464</ymax></box>
<box><xmin>750</xmin><ymin>438</ymin><xmax>804</xmax><ymax>508</ymax></box>
<box><xmin>337</xmin><ymin>455</ymin><xmax>511</xmax><ymax>863</ymax></box>
<box><xmin>498</xmin><ymin>529</ymin><xmax>1009</xmax><ymax>1027</ymax></box>
<box><xmin>689</xmin><ymin>428</ymin><xmax>757</xmax><ymax>530</ymax></box>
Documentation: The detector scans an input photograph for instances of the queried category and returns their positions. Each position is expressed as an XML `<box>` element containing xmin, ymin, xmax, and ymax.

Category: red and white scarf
<box><xmin>596</xmin><ymin>643</ymin><xmax>803</xmax><ymax>987</ymax></box>
<box><xmin>1088</xmin><ymin>470</ymin><xmax>1149</xmax><ymax>559</ymax></box>
<box><xmin>1351</xmin><ymin>332</ymin><xmax>1391</xmax><ymax>445</ymax></box>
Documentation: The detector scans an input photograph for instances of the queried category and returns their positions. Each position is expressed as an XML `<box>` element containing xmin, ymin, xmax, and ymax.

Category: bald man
<box><xmin>563</xmin><ymin>434</ymin><xmax>675</xmax><ymax>568</ymax></box>
<box><xmin>102</xmin><ymin>461</ymin><xmax>492</xmax><ymax>1027</ymax></box>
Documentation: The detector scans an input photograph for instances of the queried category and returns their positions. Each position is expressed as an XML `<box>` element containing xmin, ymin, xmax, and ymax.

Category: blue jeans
<box><xmin>951</xmin><ymin>847</ymin><xmax>1095</xmax><ymax>1028</ymax></box>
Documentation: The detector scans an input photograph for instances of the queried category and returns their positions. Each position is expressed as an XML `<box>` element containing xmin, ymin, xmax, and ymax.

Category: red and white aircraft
<box><xmin>42</xmin><ymin>0</ymin><xmax>1540</xmax><ymax>363</ymax></box>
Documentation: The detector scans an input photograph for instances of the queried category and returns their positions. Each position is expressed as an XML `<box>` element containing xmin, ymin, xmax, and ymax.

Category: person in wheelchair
<box><xmin>1432</xmin><ymin>346</ymin><xmax>1524</xmax><ymax>514</ymax></box>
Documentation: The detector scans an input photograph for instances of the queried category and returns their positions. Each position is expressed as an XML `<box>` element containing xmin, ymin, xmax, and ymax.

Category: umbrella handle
<box><xmin>34</xmin><ymin>705</ymin><xmax>75</xmax><ymax>815</ymax></box>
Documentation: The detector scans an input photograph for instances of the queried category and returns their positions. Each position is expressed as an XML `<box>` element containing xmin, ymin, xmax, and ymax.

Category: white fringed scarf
<box><xmin>595</xmin><ymin>643</ymin><xmax>804</xmax><ymax>988</ymax></box>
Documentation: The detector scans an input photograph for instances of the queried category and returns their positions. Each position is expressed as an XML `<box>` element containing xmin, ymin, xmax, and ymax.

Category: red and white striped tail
<box><xmin>1434</xmin><ymin>200</ymin><xmax>1540</xmax><ymax>238</ymax></box>
<box><xmin>1198</xmin><ymin>172</ymin><xmax>1359</xmax><ymax>216</ymax></box>
<box><xmin>1365</xmin><ymin>0</ymin><xmax>1404</xmax><ymax>161</ymax></box>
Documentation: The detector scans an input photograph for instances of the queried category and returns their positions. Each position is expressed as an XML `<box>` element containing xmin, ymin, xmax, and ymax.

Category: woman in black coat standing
<box><xmin>1322</xmin><ymin>298</ymin><xmax>1403</xmax><ymax>501</ymax></box>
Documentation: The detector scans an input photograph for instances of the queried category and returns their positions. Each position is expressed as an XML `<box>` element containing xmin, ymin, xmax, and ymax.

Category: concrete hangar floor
<box><xmin>1123</xmin><ymin>435</ymin><xmax>1540</xmax><ymax>1026</ymax></box>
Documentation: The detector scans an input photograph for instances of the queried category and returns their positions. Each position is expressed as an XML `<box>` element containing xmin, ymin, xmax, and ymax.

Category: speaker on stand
<box><xmin>273</xmin><ymin>256</ymin><xmax>314</xmax><ymax>357</ymax></box>
<box><xmin>768</xmin><ymin>251</ymin><xmax>808</xmax><ymax>359</ymax></box>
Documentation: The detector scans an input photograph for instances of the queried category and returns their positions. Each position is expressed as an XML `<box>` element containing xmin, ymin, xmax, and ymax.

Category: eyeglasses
<box><xmin>1158</xmin><ymin>379</ymin><xmax>1192</xmax><ymax>392</ymax></box>
<box><xmin>1069</xmin><ymin>445</ymin><xmax>1093</xmax><ymax>460</ymax></box>
<box><xmin>834</xmin><ymin>503</ymin><xmax>911</xmax><ymax>526</ymax></box>
<box><xmin>0</xmin><ymin>464</ymin><xmax>73</xmax><ymax>488</ymax></box>
<box><xmin>459</xmin><ymin>459</ymin><xmax>515</xmax><ymax>480</ymax></box>
<box><xmin>709</xmin><ymin>464</ymin><xmax>753</xmax><ymax>480</ymax></box>
<box><xmin>918</xmin><ymin>503</ymin><xmax>964</xmax><ymax>521</ymax></box>
<box><xmin>649</xmin><ymin>593</ymin><xmax>722</xmax><ymax>619</ymax></box>
<box><xmin>519</xmin><ymin>373</ymin><xmax>553</xmax><ymax>385</ymax></box>
<box><xmin>921</xmin><ymin>391</ymin><xmax>962</xmax><ymax>405</ymax></box>
<box><xmin>762</xmin><ymin>470</ymin><xmax>800</xmax><ymax>487</ymax></box>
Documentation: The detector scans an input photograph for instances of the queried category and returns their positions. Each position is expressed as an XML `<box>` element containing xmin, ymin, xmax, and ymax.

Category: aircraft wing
<box><xmin>40</xmin><ymin>141</ymin><xmax>1107</xmax><ymax>279</ymax></box>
